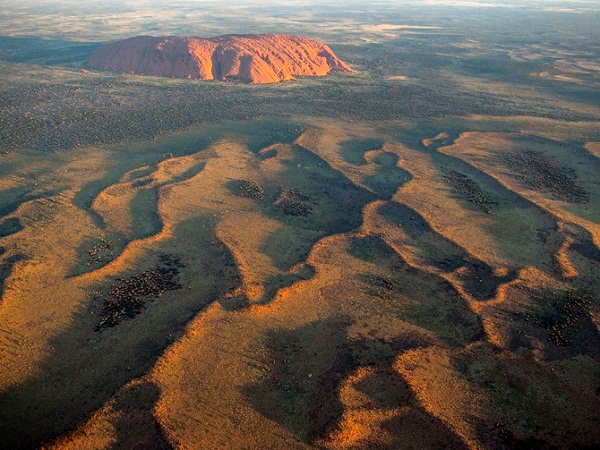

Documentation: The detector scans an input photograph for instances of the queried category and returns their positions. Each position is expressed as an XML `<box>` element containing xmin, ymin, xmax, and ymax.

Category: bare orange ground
<box><xmin>556</xmin><ymin>237</ymin><xmax>580</xmax><ymax>279</ymax></box>
<box><xmin>422</xmin><ymin>132</ymin><xmax>450</xmax><ymax>149</ymax></box>
<box><xmin>585</xmin><ymin>142</ymin><xmax>600</xmax><ymax>158</ymax></box>
<box><xmin>2</xmin><ymin>118</ymin><xmax>599</xmax><ymax>449</ymax></box>
<box><xmin>394</xmin><ymin>347</ymin><xmax>486</xmax><ymax>448</ymax></box>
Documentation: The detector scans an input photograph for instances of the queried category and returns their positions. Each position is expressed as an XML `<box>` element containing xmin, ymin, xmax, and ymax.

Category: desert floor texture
<box><xmin>0</xmin><ymin>1</ymin><xmax>599</xmax><ymax>449</ymax></box>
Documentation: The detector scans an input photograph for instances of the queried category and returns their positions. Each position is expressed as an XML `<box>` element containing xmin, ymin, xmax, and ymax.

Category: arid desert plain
<box><xmin>0</xmin><ymin>1</ymin><xmax>599</xmax><ymax>448</ymax></box>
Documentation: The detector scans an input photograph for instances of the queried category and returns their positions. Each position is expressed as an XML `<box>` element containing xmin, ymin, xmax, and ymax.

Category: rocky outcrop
<box><xmin>87</xmin><ymin>34</ymin><xmax>353</xmax><ymax>84</ymax></box>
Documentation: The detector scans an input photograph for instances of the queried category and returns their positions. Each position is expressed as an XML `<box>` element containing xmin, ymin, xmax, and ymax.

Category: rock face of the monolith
<box><xmin>88</xmin><ymin>34</ymin><xmax>353</xmax><ymax>83</ymax></box>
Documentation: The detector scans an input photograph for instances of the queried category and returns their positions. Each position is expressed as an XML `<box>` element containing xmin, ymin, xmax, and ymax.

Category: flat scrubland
<box><xmin>0</xmin><ymin>2</ymin><xmax>599</xmax><ymax>449</ymax></box>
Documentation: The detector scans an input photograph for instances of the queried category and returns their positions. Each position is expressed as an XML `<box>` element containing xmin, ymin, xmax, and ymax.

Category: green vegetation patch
<box><xmin>86</xmin><ymin>237</ymin><xmax>115</xmax><ymax>266</ymax></box>
<box><xmin>95</xmin><ymin>253</ymin><xmax>184</xmax><ymax>330</ymax></box>
<box><xmin>234</xmin><ymin>180</ymin><xmax>265</xmax><ymax>199</ymax></box>
<box><xmin>535</xmin><ymin>289</ymin><xmax>595</xmax><ymax>347</ymax></box>
<box><xmin>501</xmin><ymin>150</ymin><xmax>589</xmax><ymax>204</ymax></box>
<box><xmin>442</xmin><ymin>169</ymin><xmax>495</xmax><ymax>214</ymax></box>
<box><xmin>276</xmin><ymin>188</ymin><xmax>313</xmax><ymax>217</ymax></box>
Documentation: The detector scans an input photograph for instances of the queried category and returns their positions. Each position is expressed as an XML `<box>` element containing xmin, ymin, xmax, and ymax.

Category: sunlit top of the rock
<box><xmin>88</xmin><ymin>34</ymin><xmax>354</xmax><ymax>84</ymax></box>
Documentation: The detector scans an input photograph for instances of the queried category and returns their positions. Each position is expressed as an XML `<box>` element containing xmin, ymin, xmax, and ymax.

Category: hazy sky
<box><xmin>1</xmin><ymin>0</ymin><xmax>599</xmax><ymax>9</ymax></box>
<box><xmin>0</xmin><ymin>0</ymin><xmax>598</xmax><ymax>42</ymax></box>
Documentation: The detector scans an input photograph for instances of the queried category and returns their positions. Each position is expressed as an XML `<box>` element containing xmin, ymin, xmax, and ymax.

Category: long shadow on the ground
<box><xmin>244</xmin><ymin>317</ymin><xmax>469</xmax><ymax>447</ymax></box>
<box><xmin>0</xmin><ymin>217</ymin><xmax>241</xmax><ymax>449</ymax></box>
<box><xmin>377</xmin><ymin>202</ymin><xmax>518</xmax><ymax>301</ymax></box>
